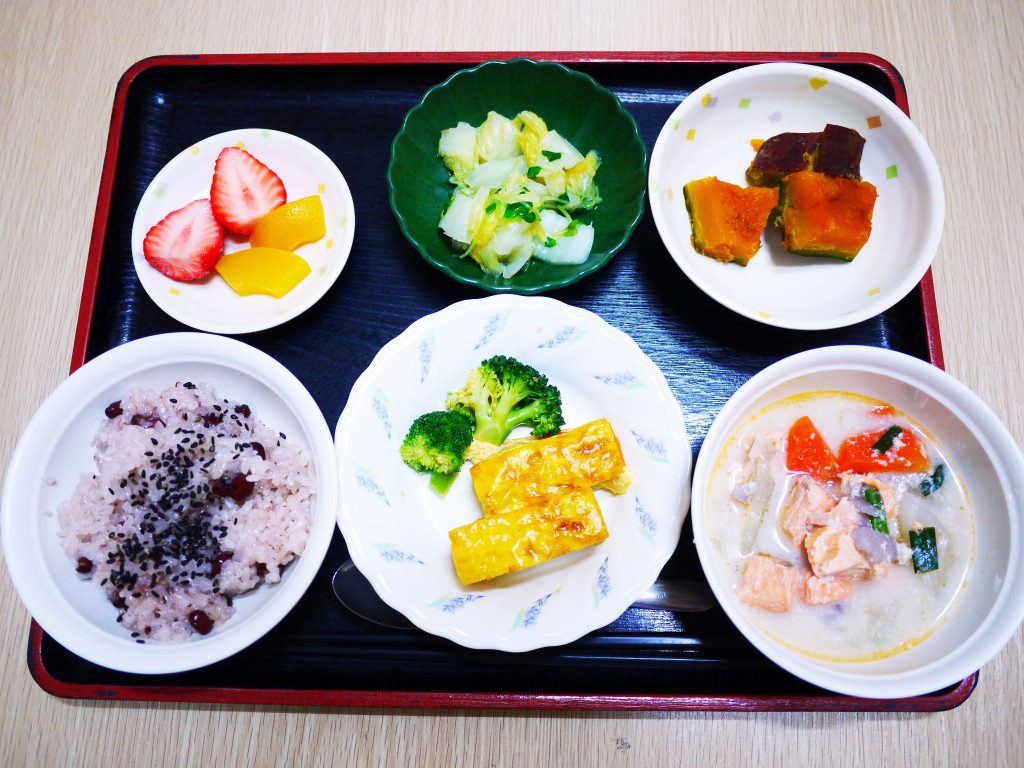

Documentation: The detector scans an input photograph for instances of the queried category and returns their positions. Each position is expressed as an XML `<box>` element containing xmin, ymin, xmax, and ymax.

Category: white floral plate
<box><xmin>334</xmin><ymin>296</ymin><xmax>691</xmax><ymax>652</ymax></box>
<box><xmin>131</xmin><ymin>128</ymin><xmax>355</xmax><ymax>334</ymax></box>
<box><xmin>649</xmin><ymin>63</ymin><xmax>944</xmax><ymax>330</ymax></box>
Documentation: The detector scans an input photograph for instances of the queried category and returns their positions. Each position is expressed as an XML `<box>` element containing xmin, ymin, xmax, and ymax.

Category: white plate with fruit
<box><xmin>131</xmin><ymin>128</ymin><xmax>355</xmax><ymax>334</ymax></box>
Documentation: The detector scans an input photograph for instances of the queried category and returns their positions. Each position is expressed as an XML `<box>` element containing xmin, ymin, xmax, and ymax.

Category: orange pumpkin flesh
<box><xmin>683</xmin><ymin>177</ymin><xmax>779</xmax><ymax>266</ymax></box>
<box><xmin>780</xmin><ymin>170</ymin><xmax>877</xmax><ymax>261</ymax></box>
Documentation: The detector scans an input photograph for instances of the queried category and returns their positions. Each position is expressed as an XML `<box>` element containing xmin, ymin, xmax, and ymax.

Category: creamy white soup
<box><xmin>707</xmin><ymin>391</ymin><xmax>973</xmax><ymax>661</ymax></box>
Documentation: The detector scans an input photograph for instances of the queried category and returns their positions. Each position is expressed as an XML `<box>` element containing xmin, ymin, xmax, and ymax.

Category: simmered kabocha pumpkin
<box><xmin>779</xmin><ymin>171</ymin><xmax>877</xmax><ymax>261</ymax></box>
<box><xmin>683</xmin><ymin>177</ymin><xmax>779</xmax><ymax>266</ymax></box>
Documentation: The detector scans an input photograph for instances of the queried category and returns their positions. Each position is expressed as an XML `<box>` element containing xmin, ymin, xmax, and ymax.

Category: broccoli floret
<box><xmin>400</xmin><ymin>411</ymin><xmax>474</xmax><ymax>494</ymax></box>
<box><xmin>446</xmin><ymin>355</ymin><xmax>564</xmax><ymax>445</ymax></box>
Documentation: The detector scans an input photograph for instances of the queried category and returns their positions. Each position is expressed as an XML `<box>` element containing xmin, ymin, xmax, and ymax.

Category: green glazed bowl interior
<box><xmin>388</xmin><ymin>59</ymin><xmax>647</xmax><ymax>294</ymax></box>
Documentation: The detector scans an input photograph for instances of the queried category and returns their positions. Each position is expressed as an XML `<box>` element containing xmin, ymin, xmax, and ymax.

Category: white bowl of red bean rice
<box><xmin>0</xmin><ymin>333</ymin><xmax>337</xmax><ymax>673</ymax></box>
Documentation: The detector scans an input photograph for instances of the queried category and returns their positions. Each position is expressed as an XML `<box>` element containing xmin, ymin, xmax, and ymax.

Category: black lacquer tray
<box><xmin>31</xmin><ymin>52</ymin><xmax>971</xmax><ymax>711</ymax></box>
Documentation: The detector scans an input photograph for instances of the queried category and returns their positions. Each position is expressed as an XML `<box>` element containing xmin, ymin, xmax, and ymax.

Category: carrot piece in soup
<box><xmin>837</xmin><ymin>426</ymin><xmax>931</xmax><ymax>473</ymax></box>
<box><xmin>870</xmin><ymin>403</ymin><xmax>895</xmax><ymax>417</ymax></box>
<box><xmin>786</xmin><ymin>416</ymin><xmax>839</xmax><ymax>482</ymax></box>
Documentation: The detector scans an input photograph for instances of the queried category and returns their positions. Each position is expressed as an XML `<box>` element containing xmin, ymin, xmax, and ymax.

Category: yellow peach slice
<box><xmin>215</xmin><ymin>247</ymin><xmax>311</xmax><ymax>298</ymax></box>
<box><xmin>250</xmin><ymin>195</ymin><xmax>326</xmax><ymax>251</ymax></box>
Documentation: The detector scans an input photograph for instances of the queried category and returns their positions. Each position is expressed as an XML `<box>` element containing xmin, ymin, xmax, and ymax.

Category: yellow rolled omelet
<box><xmin>449</xmin><ymin>487</ymin><xmax>608</xmax><ymax>585</ymax></box>
<box><xmin>469</xmin><ymin>418</ymin><xmax>629</xmax><ymax>517</ymax></box>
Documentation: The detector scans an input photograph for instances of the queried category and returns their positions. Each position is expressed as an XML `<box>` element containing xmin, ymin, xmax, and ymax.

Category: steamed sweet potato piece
<box><xmin>816</xmin><ymin>124</ymin><xmax>866</xmax><ymax>180</ymax></box>
<box><xmin>746</xmin><ymin>132</ymin><xmax>820</xmax><ymax>187</ymax></box>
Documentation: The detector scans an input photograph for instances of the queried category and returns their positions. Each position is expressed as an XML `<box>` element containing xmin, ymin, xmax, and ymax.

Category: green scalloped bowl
<box><xmin>387</xmin><ymin>59</ymin><xmax>647</xmax><ymax>294</ymax></box>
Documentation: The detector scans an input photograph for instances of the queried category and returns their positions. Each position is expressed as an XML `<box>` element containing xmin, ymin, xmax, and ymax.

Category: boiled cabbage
<box><xmin>438</xmin><ymin>122</ymin><xmax>478</xmax><ymax>183</ymax></box>
<box><xmin>437</xmin><ymin>110</ymin><xmax>601</xmax><ymax>277</ymax></box>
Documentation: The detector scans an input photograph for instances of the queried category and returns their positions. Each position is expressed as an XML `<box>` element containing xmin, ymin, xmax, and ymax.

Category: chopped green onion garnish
<box><xmin>544</xmin><ymin>237</ymin><xmax>557</xmax><ymax>248</ymax></box>
<box><xmin>503</xmin><ymin>201</ymin><xmax>533</xmax><ymax>220</ymax></box>
<box><xmin>872</xmin><ymin>425</ymin><xmax>903</xmax><ymax>453</ymax></box>
<box><xmin>485</xmin><ymin>202</ymin><xmax>497</xmax><ymax>214</ymax></box>
<box><xmin>909</xmin><ymin>527</ymin><xmax>939</xmax><ymax>573</ymax></box>
<box><xmin>919</xmin><ymin>464</ymin><xmax>945</xmax><ymax>496</ymax></box>
<box><xmin>870</xmin><ymin>515</ymin><xmax>889</xmax><ymax>534</ymax></box>
<box><xmin>527</xmin><ymin>166</ymin><xmax>542</xmax><ymax>178</ymax></box>
<box><xmin>542</xmin><ymin>150</ymin><xmax>562</xmax><ymax>161</ymax></box>
<box><xmin>863</xmin><ymin>486</ymin><xmax>885</xmax><ymax>512</ymax></box>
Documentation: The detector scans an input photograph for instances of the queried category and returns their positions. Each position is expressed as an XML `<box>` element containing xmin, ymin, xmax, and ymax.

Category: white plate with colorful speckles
<box><xmin>131</xmin><ymin>128</ymin><xmax>355</xmax><ymax>334</ymax></box>
<box><xmin>333</xmin><ymin>295</ymin><xmax>691</xmax><ymax>652</ymax></box>
<box><xmin>649</xmin><ymin>63</ymin><xmax>944</xmax><ymax>331</ymax></box>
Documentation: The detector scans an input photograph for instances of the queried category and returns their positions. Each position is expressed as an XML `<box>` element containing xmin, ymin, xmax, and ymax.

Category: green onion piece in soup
<box><xmin>872</xmin><ymin>425</ymin><xmax>904</xmax><ymax>453</ymax></box>
<box><xmin>910</xmin><ymin>527</ymin><xmax>939</xmax><ymax>573</ymax></box>
<box><xmin>863</xmin><ymin>486</ymin><xmax>889</xmax><ymax>533</ymax></box>
<box><xmin>920</xmin><ymin>464</ymin><xmax>946</xmax><ymax>496</ymax></box>
<box><xmin>863</xmin><ymin>485</ymin><xmax>884</xmax><ymax>511</ymax></box>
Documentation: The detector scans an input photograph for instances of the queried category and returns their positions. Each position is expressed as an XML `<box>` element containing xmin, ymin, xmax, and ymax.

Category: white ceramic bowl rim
<box><xmin>0</xmin><ymin>333</ymin><xmax>338</xmax><ymax>674</ymax></box>
<box><xmin>691</xmin><ymin>345</ymin><xmax>1024</xmax><ymax>698</ymax></box>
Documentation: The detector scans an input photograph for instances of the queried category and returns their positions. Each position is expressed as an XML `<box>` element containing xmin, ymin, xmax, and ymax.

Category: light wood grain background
<box><xmin>1</xmin><ymin>0</ymin><xmax>1022</xmax><ymax>765</ymax></box>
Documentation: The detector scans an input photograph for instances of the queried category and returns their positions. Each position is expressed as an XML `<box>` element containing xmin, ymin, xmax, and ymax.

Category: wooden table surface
<box><xmin>1</xmin><ymin>0</ymin><xmax>1021</xmax><ymax>765</ymax></box>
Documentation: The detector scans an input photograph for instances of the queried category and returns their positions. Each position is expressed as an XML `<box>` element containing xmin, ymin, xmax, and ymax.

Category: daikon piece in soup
<box><xmin>706</xmin><ymin>391</ymin><xmax>973</xmax><ymax>661</ymax></box>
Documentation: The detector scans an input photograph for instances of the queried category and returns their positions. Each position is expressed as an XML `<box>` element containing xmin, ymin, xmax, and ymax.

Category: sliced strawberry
<box><xmin>143</xmin><ymin>199</ymin><xmax>224</xmax><ymax>281</ymax></box>
<box><xmin>210</xmin><ymin>147</ymin><xmax>287</xmax><ymax>234</ymax></box>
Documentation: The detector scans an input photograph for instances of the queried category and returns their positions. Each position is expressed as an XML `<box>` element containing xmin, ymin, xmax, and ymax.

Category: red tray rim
<box><xmin>34</xmin><ymin>49</ymin><xmax>964</xmax><ymax>712</ymax></box>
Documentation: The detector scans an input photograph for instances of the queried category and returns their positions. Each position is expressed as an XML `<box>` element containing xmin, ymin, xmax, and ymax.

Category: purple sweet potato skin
<box><xmin>817</xmin><ymin>124</ymin><xmax>866</xmax><ymax>180</ymax></box>
<box><xmin>746</xmin><ymin>132</ymin><xmax>820</xmax><ymax>186</ymax></box>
